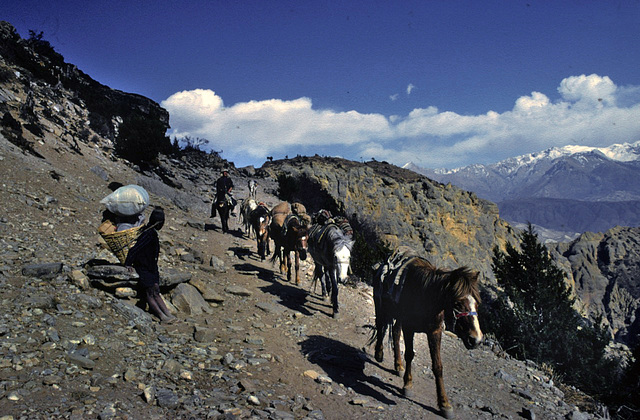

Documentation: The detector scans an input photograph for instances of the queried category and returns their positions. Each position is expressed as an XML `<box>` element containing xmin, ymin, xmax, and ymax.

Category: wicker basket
<box><xmin>99</xmin><ymin>225</ymin><xmax>143</xmax><ymax>264</ymax></box>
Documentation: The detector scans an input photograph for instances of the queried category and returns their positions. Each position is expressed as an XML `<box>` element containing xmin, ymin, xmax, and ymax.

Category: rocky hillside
<box><xmin>259</xmin><ymin>157</ymin><xmax>517</xmax><ymax>282</ymax></box>
<box><xmin>0</xmin><ymin>21</ymin><xmax>168</xmax><ymax>142</ymax></box>
<box><xmin>550</xmin><ymin>227</ymin><xmax>640</xmax><ymax>349</ymax></box>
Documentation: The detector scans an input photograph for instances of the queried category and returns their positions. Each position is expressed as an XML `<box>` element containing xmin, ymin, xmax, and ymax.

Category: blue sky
<box><xmin>4</xmin><ymin>1</ymin><xmax>640</xmax><ymax>169</ymax></box>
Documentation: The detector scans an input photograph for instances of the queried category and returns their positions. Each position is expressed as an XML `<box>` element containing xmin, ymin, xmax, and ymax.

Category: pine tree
<box><xmin>489</xmin><ymin>224</ymin><xmax>615</xmax><ymax>395</ymax></box>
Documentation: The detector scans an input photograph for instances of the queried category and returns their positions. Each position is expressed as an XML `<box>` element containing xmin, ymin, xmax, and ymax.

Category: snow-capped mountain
<box><xmin>405</xmin><ymin>141</ymin><xmax>640</xmax><ymax>235</ymax></box>
<box><xmin>407</xmin><ymin>141</ymin><xmax>640</xmax><ymax>203</ymax></box>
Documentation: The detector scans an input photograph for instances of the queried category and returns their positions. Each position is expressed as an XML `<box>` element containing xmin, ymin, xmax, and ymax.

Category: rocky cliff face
<box><xmin>260</xmin><ymin>156</ymin><xmax>518</xmax><ymax>282</ymax></box>
<box><xmin>551</xmin><ymin>227</ymin><xmax>640</xmax><ymax>348</ymax></box>
<box><xmin>0</xmin><ymin>21</ymin><xmax>168</xmax><ymax>143</ymax></box>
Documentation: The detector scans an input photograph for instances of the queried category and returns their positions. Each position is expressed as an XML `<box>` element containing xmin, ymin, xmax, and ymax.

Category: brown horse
<box><xmin>249</xmin><ymin>202</ymin><xmax>271</xmax><ymax>260</ymax></box>
<box><xmin>269</xmin><ymin>202</ymin><xmax>309</xmax><ymax>284</ymax></box>
<box><xmin>371</xmin><ymin>252</ymin><xmax>483</xmax><ymax>419</ymax></box>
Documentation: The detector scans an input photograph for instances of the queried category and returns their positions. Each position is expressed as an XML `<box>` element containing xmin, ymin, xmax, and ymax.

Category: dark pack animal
<box><xmin>211</xmin><ymin>194</ymin><xmax>233</xmax><ymax>233</ymax></box>
<box><xmin>370</xmin><ymin>248</ymin><xmax>483</xmax><ymax>418</ymax></box>
<box><xmin>249</xmin><ymin>202</ymin><xmax>271</xmax><ymax>260</ymax></box>
<box><xmin>270</xmin><ymin>202</ymin><xmax>309</xmax><ymax>285</ymax></box>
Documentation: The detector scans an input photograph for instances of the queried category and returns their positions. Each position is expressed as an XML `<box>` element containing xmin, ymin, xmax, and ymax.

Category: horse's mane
<box><xmin>325</xmin><ymin>223</ymin><xmax>354</xmax><ymax>251</ymax></box>
<box><xmin>407</xmin><ymin>258</ymin><xmax>481</xmax><ymax>304</ymax></box>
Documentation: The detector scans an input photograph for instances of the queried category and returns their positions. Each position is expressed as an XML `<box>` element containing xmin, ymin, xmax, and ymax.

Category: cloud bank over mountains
<box><xmin>161</xmin><ymin>74</ymin><xmax>640</xmax><ymax>169</ymax></box>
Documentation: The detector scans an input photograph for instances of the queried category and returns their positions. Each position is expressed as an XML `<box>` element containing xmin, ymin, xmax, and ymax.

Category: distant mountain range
<box><xmin>405</xmin><ymin>141</ymin><xmax>640</xmax><ymax>236</ymax></box>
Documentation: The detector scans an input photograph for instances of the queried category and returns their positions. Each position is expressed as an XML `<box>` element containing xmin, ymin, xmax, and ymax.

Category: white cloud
<box><xmin>558</xmin><ymin>74</ymin><xmax>616</xmax><ymax>106</ymax></box>
<box><xmin>162</xmin><ymin>74</ymin><xmax>640</xmax><ymax>169</ymax></box>
<box><xmin>407</xmin><ymin>83</ymin><xmax>415</xmax><ymax>95</ymax></box>
<box><xmin>161</xmin><ymin>91</ymin><xmax>392</xmax><ymax>163</ymax></box>
<box><xmin>389</xmin><ymin>93</ymin><xmax>399</xmax><ymax>101</ymax></box>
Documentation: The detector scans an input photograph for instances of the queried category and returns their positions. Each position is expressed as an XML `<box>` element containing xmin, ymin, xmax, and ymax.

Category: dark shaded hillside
<box><xmin>260</xmin><ymin>156</ymin><xmax>518</xmax><ymax>282</ymax></box>
<box><xmin>499</xmin><ymin>198</ymin><xmax>640</xmax><ymax>233</ymax></box>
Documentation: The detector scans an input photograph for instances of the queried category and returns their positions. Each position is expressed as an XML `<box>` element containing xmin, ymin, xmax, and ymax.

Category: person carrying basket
<box><xmin>124</xmin><ymin>207</ymin><xmax>177</xmax><ymax>324</ymax></box>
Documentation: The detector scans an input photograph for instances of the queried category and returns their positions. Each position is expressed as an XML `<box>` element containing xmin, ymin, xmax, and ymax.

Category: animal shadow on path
<box><xmin>204</xmin><ymin>223</ymin><xmax>244</xmax><ymax>238</ymax></box>
<box><xmin>301</xmin><ymin>335</ymin><xmax>441</xmax><ymax>415</ymax></box>
<box><xmin>229</xmin><ymin>246</ymin><xmax>253</xmax><ymax>260</ymax></box>
<box><xmin>233</xmin><ymin>263</ymin><xmax>275</xmax><ymax>283</ymax></box>
<box><xmin>233</xmin><ymin>262</ymin><xmax>314</xmax><ymax>316</ymax></box>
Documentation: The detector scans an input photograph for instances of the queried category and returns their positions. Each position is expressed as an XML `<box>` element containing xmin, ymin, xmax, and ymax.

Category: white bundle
<box><xmin>100</xmin><ymin>184</ymin><xmax>149</xmax><ymax>216</ymax></box>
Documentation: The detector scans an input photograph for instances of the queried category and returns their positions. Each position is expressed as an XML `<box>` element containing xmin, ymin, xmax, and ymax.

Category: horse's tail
<box><xmin>269</xmin><ymin>244</ymin><xmax>280</xmax><ymax>265</ymax></box>
<box><xmin>368</xmin><ymin>263</ymin><xmax>395</xmax><ymax>347</ymax></box>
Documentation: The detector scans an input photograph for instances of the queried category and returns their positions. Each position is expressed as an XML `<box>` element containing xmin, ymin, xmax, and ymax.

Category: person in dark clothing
<box><xmin>125</xmin><ymin>207</ymin><xmax>176</xmax><ymax>323</ymax></box>
<box><xmin>213</xmin><ymin>169</ymin><xmax>236</xmax><ymax>216</ymax></box>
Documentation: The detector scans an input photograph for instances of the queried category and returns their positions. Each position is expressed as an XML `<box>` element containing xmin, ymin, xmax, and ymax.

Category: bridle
<box><xmin>454</xmin><ymin>310</ymin><xmax>478</xmax><ymax>319</ymax></box>
<box><xmin>449</xmin><ymin>306</ymin><xmax>478</xmax><ymax>331</ymax></box>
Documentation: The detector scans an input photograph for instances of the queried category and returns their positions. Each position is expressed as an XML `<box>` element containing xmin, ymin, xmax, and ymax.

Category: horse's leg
<box><xmin>286</xmin><ymin>251</ymin><xmax>293</xmax><ymax>282</ymax></box>
<box><xmin>280</xmin><ymin>248</ymin><xmax>287</xmax><ymax>274</ymax></box>
<box><xmin>329</xmin><ymin>268</ymin><xmax>339</xmax><ymax>317</ymax></box>
<box><xmin>312</xmin><ymin>265</ymin><xmax>323</xmax><ymax>297</ymax></box>
<box><xmin>221</xmin><ymin>206</ymin><xmax>229</xmax><ymax>233</ymax></box>
<box><xmin>392</xmin><ymin>321</ymin><xmax>404</xmax><ymax>374</ymax></box>
<box><xmin>294</xmin><ymin>250</ymin><xmax>301</xmax><ymax>285</ymax></box>
<box><xmin>401</xmin><ymin>326</ymin><xmax>415</xmax><ymax>398</ymax></box>
<box><xmin>373</xmin><ymin>314</ymin><xmax>387</xmax><ymax>363</ymax></box>
<box><xmin>427</xmin><ymin>329</ymin><xmax>453</xmax><ymax>418</ymax></box>
<box><xmin>322</xmin><ymin>269</ymin><xmax>330</xmax><ymax>297</ymax></box>
<box><xmin>256</xmin><ymin>237</ymin><xmax>264</xmax><ymax>260</ymax></box>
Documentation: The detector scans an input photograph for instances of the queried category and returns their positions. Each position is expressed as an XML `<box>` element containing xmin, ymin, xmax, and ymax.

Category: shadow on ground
<box><xmin>299</xmin><ymin>335</ymin><xmax>441</xmax><ymax>416</ymax></box>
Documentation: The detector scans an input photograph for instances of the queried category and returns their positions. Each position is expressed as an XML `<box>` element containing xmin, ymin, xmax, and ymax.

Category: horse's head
<box><xmin>288</xmin><ymin>217</ymin><xmax>309</xmax><ymax>260</ymax></box>
<box><xmin>296</xmin><ymin>227</ymin><xmax>309</xmax><ymax>260</ymax></box>
<box><xmin>447</xmin><ymin>270</ymin><xmax>483</xmax><ymax>350</ymax></box>
<box><xmin>334</xmin><ymin>238</ymin><xmax>354</xmax><ymax>283</ymax></box>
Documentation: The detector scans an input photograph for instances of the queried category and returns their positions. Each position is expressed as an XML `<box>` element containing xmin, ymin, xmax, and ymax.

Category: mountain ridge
<box><xmin>405</xmin><ymin>141</ymin><xmax>640</xmax><ymax>235</ymax></box>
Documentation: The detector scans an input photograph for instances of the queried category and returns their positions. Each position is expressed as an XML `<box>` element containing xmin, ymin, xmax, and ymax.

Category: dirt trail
<box><xmin>188</xmin><ymin>204</ymin><xmax>567</xmax><ymax>420</ymax></box>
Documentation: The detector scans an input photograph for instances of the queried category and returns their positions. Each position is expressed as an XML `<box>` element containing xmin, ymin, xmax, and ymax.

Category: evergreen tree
<box><xmin>489</xmin><ymin>224</ymin><xmax>616</xmax><ymax>396</ymax></box>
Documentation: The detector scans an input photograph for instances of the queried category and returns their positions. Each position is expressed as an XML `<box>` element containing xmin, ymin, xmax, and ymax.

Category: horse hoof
<box><xmin>394</xmin><ymin>368</ymin><xmax>404</xmax><ymax>377</ymax></box>
<box><xmin>332</xmin><ymin>310</ymin><xmax>340</xmax><ymax>319</ymax></box>
<box><xmin>402</xmin><ymin>387</ymin><xmax>413</xmax><ymax>398</ymax></box>
<box><xmin>440</xmin><ymin>407</ymin><xmax>454</xmax><ymax>419</ymax></box>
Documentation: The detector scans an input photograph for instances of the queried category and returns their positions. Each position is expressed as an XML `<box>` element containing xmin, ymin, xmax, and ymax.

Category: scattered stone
<box><xmin>143</xmin><ymin>385</ymin><xmax>156</xmax><ymax>404</ymax></box>
<box><xmin>351</xmin><ymin>398</ymin><xmax>369</xmax><ymax>406</ymax></box>
<box><xmin>156</xmin><ymin>388</ymin><xmax>179</xmax><ymax>408</ymax></box>
<box><xmin>256</xmin><ymin>301</ymin><xmax>285</xmax><ymax>314</ymax></box>
<box><xmin>225</xmin><ymin>285</ymin><xmax>252</xmax><ymax>297</ymax></box>
<box><xmin>160</xmin><ymin>267</ymin><xmax>192</xmax><ymax>287</ymax></box>
<box><xmin>21</xmin><ymin>262</ymin><xmax>63</xmax><ymax>279</ymax></box>
<box><xmin>193</xmin><ymin>325</ymin><xmax>216</xmax><ymax>343</ymax></box>
<box><xmin>67</xmin><ymin>351</ymin><xmax>95</xmax><ymax>369</ymax></box>
<box><xmin>304</xmin><ymin>370</ymin><xmax>320</xmax><ymax>380</ymax></box>
<box><xmin>209</xmin><ymin>255</ymin><xmax>226</xmax><ymax>272</ymax></box>
<box><xmin>170</xmin><ymin>282</ymin><xmax>212</xmax><ymax>315</ymax></box>
<box><xmin>69</xmin><ymin>269</ymin><xmax>90</xmax><ymax>289</ymax></box>
<box><xmin>115</xmin><ymin>287</ymin><xmax>136</xmax><ymax>298</ymax></box>
<box><xmin>190</xmin><ymin>277</ymin><xmax>225</xmax><ymax>302</ymax></box>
